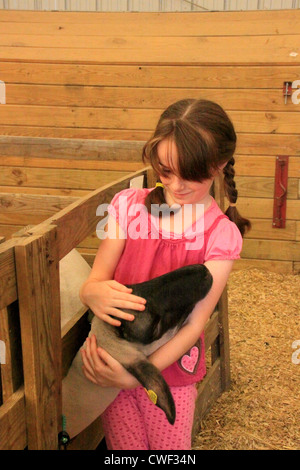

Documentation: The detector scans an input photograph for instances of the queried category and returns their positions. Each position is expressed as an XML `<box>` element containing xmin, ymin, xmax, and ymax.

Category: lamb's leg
<box><xmin>63</xmin><ymin>317</ymin><xmax>177</xmax><ymax>438</ymax></box>
<box><xmin>92</xmin><ymin>318</ymin><xmax>176</xmax><ymax>425</ymax></box>
<box><xmin>62</xmin><ymin>338</ymin><xmax>120</xmax><ymax>439</ymax></box>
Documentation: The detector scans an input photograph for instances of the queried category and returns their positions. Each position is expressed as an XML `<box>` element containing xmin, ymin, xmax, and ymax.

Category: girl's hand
<box><xmin>81</xmin><ymin>335</ymin><xmax>139</xmax><ymax>389</ymax></box>
<box><xmin>80</xmin><ymin>279</ymin><xmax>146</xmax><ymax>326</ymax></box>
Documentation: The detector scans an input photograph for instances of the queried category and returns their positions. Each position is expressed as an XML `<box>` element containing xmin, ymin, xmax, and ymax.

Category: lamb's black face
<box><xmin>118</xmin><ymin>264</ymin><xmax>213</xmax><ymax>344</ymax></box>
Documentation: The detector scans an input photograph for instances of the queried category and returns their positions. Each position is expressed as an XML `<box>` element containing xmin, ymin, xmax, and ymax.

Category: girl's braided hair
<box><xmin>142</xmin><ymin>99</ymin><xmax>251</xmax><ymax>237</ymax></box>
<box><xmin>223</xmin><ymin>156</ymin><xmax>251</xmax><ymax>236</ymax></box>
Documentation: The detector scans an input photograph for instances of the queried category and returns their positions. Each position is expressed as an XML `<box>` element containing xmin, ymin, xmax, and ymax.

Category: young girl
<box><xmin>79</xmin><ymin>99</ymin><xmax>251</xmax><ymax>450</ymax></box>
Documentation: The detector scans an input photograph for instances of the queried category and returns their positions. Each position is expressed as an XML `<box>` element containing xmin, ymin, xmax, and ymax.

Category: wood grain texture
<box><xmin>0</xmin><ymin>9</ymin><xmax>299</xmax><ymax>272</ymax></box>
<box><xmin>0</xmin><ymin>10</ymin><xmax>299</xmax><ymax>36</ymax></box>
<box><xmin>0</xmin><ymin>34</ymin><xmax>299</xmax><ymax>65</ymax></box>
<box><xmin>15</xmin><ymin>225</ymin><xmax>61</xmax><ymax>450</ymax></box>
<box><xmin>0</xmin><ymin>303</ymin><xmax>23</xmax><ymax>404</ymax></box>
<box><xmin>0</xmin><ymin>387</ymin><xmax>27</xmax><ymax>450</ymax></box>
<box><xmin>1</xmin><ymin>62</ymin><xmax>300</xmax><ymax>89</ymax></box>
<box><xmin>24</xmin><ymin>168</ymin><xmax>149</xmax><ymax>260</ymax></box>
<box><xmin>0</xmin><ymin>239</ymin><xmax>18</xmax><ymax>309</ymax></box>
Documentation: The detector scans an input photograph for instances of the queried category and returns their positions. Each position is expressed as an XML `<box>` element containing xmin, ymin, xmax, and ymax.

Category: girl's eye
<box><xmin>158</xmin><ymin>161</ymin><xmax>173</xmax><ymax>178</ymax></box>
<box><xmin>159</xmin><ymin>165</ymin><xmax>172</xmax><ymax>176</ymax></box>
<box><xmin>161</xmin><ymin>170</ymin><xmax>171</xmax><ymax>179</ymax></box>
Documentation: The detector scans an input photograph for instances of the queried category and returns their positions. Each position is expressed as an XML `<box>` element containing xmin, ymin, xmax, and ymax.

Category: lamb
<box><xmin>62</xmin><ymin>257</ymin><xmax>213</xmax><ymax>438</ymax></box>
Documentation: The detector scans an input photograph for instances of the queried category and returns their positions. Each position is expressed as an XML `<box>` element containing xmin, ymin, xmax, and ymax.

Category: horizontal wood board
<box><xmin>0</xmin><ymin>9</ymin><xmax>299</xmax><ymax>272</ymax></box>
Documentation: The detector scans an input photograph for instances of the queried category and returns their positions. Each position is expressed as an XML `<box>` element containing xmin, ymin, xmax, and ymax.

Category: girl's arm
<box><xmin>80</xmin><ymin>216</ymin><xmax>146</xmax><ymax>327</ymax></box>
<box><xmin>147</xmin><ymin>259</ymin><xmax>234</xmax><ymax>371</ymax></box>
<box><xmin>80</xmin><ymin>216</ymin><xmax>146</xmax><ymax>389</ymax></box>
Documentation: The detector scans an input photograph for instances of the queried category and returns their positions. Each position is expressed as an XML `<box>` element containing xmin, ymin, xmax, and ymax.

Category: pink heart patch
<box><xmin>180</xmin><ymin>346</ymin><xmax>200</xmax><ymax>374</ymax></box>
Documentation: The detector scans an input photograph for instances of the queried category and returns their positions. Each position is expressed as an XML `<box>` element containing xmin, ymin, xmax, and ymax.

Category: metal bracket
<box><xmin>272</xmin><ymin>155</ymin><xmax>289</xmax><ymax>229</ymax></box>
<box><xmin>283</xmin><ymin>81</ymin><xmax>293</xmax><ymax>104</ymax></box>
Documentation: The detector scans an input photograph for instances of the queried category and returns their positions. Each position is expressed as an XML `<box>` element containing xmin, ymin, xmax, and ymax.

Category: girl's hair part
<box><xmin>143</xmin><ymin>99</ymin><xmax>251</xmax><ymax>237</ymax></box>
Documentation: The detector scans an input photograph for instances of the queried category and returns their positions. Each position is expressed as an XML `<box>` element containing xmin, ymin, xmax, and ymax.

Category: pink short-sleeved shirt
<box><xmin>107</xmin><ymin>188</ymin><xmax>242</xmax><ymax>386</ymax></box>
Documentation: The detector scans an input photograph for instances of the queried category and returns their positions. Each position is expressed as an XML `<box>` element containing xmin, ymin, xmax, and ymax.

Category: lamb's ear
<box><xmin>125</xmin><ymin>361</ymin><xmax>176</xmax><ymax>425</ymax></box>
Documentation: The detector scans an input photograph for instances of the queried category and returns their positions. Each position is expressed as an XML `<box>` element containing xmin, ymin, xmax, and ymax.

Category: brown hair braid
<box><xmin>223</xmin><ymin>157</ymin><xmax>251</xmax><ymax>236</ymax></box>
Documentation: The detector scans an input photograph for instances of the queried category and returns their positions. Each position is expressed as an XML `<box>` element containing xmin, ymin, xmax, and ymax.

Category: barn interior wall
<box><xmin>0</xmin><ymin>9</ymin><xmax>299</xmax><ymax>273</ymax></box>
<box><xmin>0</xmin><ymin>0</ymin><xmax>300</xmax><ymax>12</ymax></box>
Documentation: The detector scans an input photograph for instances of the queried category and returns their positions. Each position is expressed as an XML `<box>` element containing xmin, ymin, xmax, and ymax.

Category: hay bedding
<box><xmin>193</xmin><ymin>268</ymin><xmax>300</xmax><ymax>450</ymax></box>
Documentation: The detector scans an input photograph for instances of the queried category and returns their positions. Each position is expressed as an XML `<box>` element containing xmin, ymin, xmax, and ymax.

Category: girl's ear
<box><xmin>212</xmin><ymin>162</ymin><xmax>227</xmax><ymax>178</ymax></box>
<box><xmin>218</xmin><ymin>162</ymin><xmax>227</xmax><ymax>171</ymax></box>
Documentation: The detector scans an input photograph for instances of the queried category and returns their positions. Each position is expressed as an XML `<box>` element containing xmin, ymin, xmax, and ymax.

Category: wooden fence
<box><xmin>0</xmin><ymin>166</ymin><xmax>231</xmax><ymax>449</ymax></box>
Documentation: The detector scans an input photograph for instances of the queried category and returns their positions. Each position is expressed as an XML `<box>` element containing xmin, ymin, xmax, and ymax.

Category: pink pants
<box><xmin>101</xmin><ymin>384</ymin><xmax>197</xmax><ymax>450</ymax></box>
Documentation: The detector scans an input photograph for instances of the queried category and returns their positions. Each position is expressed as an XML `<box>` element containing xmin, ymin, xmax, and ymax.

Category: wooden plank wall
<box><xmin>0</xmin><ymin>1</ymin><xmax>299</xmax><ymax>12</ymax></box>
<box><xmin>0</xmin><ymin>9</ymin><xmax>299</xmax><ymax>273</ymax></box>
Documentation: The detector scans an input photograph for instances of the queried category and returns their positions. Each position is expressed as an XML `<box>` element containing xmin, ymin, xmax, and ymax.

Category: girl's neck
<box><xmin>160</xmin><ymin>192</ymin><xmax>213</xmax><ymax>235</ymax></box>
<box><xmin>164</xmin><ymin>190</ymin><xmax>213</xmax><ymax>213</ymax></box>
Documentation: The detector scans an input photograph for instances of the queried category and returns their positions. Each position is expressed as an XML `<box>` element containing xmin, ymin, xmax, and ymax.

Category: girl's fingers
<box><xmin>94</xmin><ymin>308</ymin><xmax>136</xmax><ymax>325</ymax></box>
<box><xmin>109</xmin><ymin>280</ymin><xmax>133</xmax><ymax>292</ymax></box>
<box><xmin>87</xmin><ymin>280</ymin><xmax>146</xmax><ymax>325</ymax></box>
<box><xmin>81</xmin><ymin>360</ymin><xmax>98</xmax><ymax>384</ymax></box>
<box><xmin>96</xmin><ymin>346</ymin><xmax>119</xmax><ymax>369</ymax></box>
<box><xmin>89</xmin><ymin>309</ymin><xmax>122</xmax><ymax>326</ymax></box>
<box><xmin>84</xmin><ymin>336</ymin><xmax>103</xmax><ymax>370</ymax></box>
<box><xmin>108</xmin><ymin>307</ymin><xmax>136</xmax><ymax>322</ymax></box>
<box><xmin>81</xmin><ymin>337</ymin><xmax>108</xmax><ymax>382</ymax></box>
<box><xmin>114</xmin><ymin>291</ymin><xmax>147</xmax><ymax>306</ymax></box>
<box><xmin>84</xmin><ymin>337</ymin><xmax>94</xmax><ymax>368</ymax></box>
<box><xmin>88</xmin><ymin>335</ymin><xmax>117</xmax><ymax>371</ymax></box>
<box><xmin>82</xmin><ymin>337</ymin><xmax>133</xmax><ymax>388</ymax></box>
<box><xmin>113</xmin><ymin>299</ymin><xmax>146</xmax><ymax>312</ymax></box>
<box><xmin>81</xmin><ymin>348</ymin><xmax>96</xmax><ymax>378</ymax></box>
<box><xmin>109</xmin><ymin>281</ymin><xmax>147</xmax><ymax>306</ymax></box>
<box><xmin>100</xmin><ymin>313</ymin><xmax>122</xmax><ymax>327</ymax></box>
<box><xmin>89</xmin><ymin>335</ymin><xmax>106</xmax><ymax>367</ymax></box>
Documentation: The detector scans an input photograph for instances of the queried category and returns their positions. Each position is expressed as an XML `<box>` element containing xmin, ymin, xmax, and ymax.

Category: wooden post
<box><xmin>0</xmin><ymin>307</ymin><xmax>14</xmax><ymax>403</ymax></box>
<box><xmin>213</xmin><ymin>173</ymin><xmax>231</xmax><ymax>390</ymax></box>
<box><xmin>0</xmin><ymin>304</ymin><xmax>23</xmax><ymax>404</ymax></box>
<box><xmin>217</xmin><ymin>287</ymin><xmax>231</xmax><ymax>391</ymax></box>
<box><xmin>15</xmin><ymin>225</ymin><xmax>62</xmax><ymax>450</ymax></box>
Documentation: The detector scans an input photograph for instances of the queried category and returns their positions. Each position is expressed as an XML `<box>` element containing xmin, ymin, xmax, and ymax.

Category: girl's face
<box><xmin>156</xmin><ymin>139</ymin><xmax>215</xmax><ymax>206</ymax></box>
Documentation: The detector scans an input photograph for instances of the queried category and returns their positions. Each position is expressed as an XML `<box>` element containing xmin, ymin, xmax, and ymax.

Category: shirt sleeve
<box><xmin>204</xmin><ymin>218</ymin><xmax>243</xmax><ymax>262</ymax></box>
<box><xmin>107</xmin><ymin>188</ymin><xmax>141</xmax><ymax>233</ymax></box>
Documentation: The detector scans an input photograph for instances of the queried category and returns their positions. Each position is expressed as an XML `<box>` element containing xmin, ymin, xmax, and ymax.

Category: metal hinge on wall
<box><xmin>272</xmin><ymin>155</ymin><xmax>289</xmax><ymax>229</ymax></box>
<box><xmin>283</xmin><ymin>82</ymin><xmax>293</xmax><ymax>104</ymax></box>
